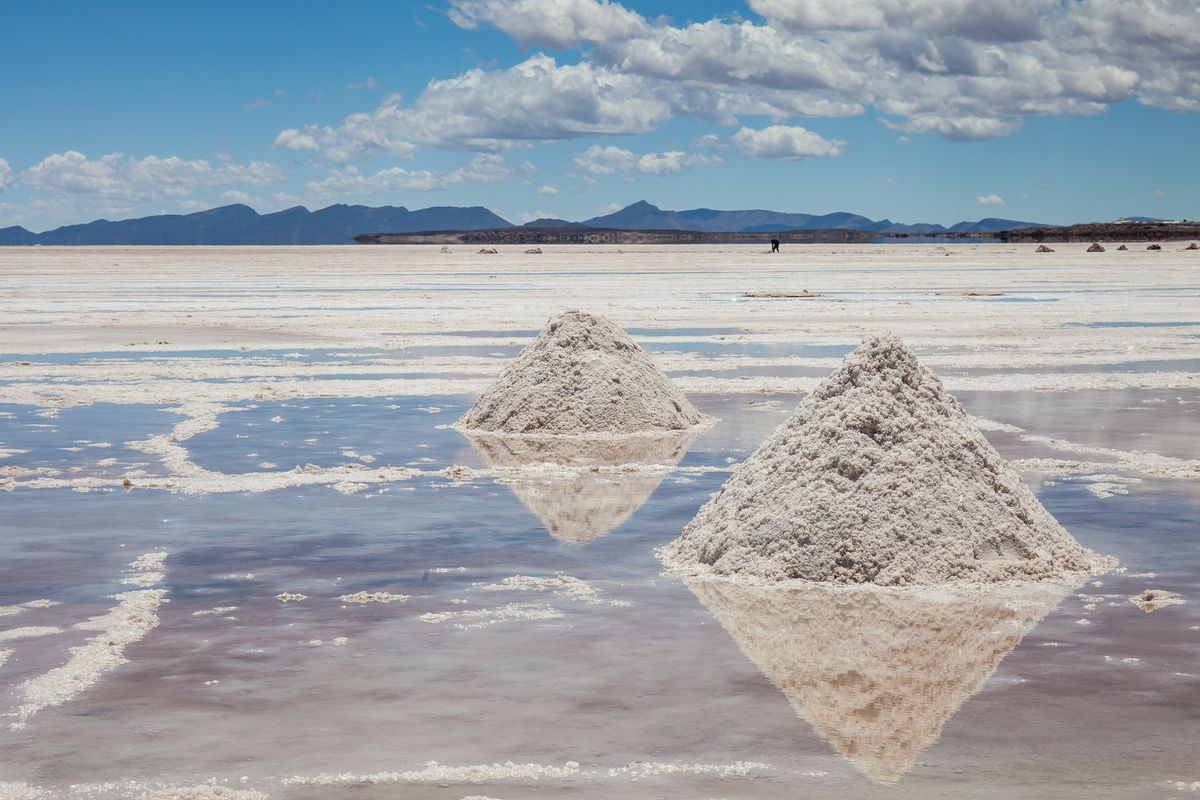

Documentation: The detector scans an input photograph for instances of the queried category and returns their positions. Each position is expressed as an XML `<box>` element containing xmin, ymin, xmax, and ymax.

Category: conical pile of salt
<box><xmin>456</xmin><ymin>309</ymin><xmax>709</xmax><ymax>435</ymax></box>
<box><xmin>662</xmin><ymin>333</ymin><xmax>1111</xmax><ymax>585</ymax></box>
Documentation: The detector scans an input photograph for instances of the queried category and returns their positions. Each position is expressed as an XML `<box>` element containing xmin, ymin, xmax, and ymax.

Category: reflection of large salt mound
<box><xmin>664</xmin><ymin>333</ymin><xmax>1111</xmax><ymax>584</ymax></box>
<box><xmin>456</xmin><ymin>309</ymin><xmax>709</xmax><ymax>435</ymax></box>
<box><xmin>466</xmin><ymin>432</ymin><xmax>696</xmax><ymax>543</ymax></box>
<box><xmin>687</xmin><ymin>578</ymin><xmax>1070</xmax><ymax>784</ymax></box>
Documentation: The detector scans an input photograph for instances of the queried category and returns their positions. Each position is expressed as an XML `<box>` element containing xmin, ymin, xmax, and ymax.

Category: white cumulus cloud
<box><xmin>0</xmin><ymin>158</ymin><xmax>13</xmax><ymax>192</ymax></box>
<box><xmin>275</xmin><ymin>56</ymin><xmax>668</xmax><ymax>157</ymax></box>
<box><xmin>418</xmin><ymin>0</ymin><xmax>1200</xmax><ymax>144</ymax></box>
<box><xmin>573</xmin><ymin>145</ymin><xmax>720</xmax><ymax>176</ymax></box>
<box><xmin>304</xmin><ymin>154</ymin><xmax>514</xmax><ymax>199</ymax></box>
<box><xmin>22</xmin><ymin>151</ymin><xmax>285</xmax><ymax>202</ymax></box>
<box><xmin>976</xmin><ymin>193</ymin><xmax>1006</xmax><ymax>205</ymax></box>
<box><xmin>731</xmin><ymin>125</ymin><xmax>846</xmax><ymax>159</ymax></box>
<box><xmin>449</xmin><ymin>0</ymin><xmax>648</xmax><ymax>48</ymax></box>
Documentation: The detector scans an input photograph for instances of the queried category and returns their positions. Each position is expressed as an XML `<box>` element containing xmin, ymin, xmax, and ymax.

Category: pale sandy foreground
<box><xmin>0</xmin><ymin>244</ymin><xmax>1197</xmax><ymax>799</ymax></box>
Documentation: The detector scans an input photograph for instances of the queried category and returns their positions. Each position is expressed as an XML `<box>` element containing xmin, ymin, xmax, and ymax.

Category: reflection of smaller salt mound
<box><xmin>687</xmin><ymin>577</ymin><xmax>1070</xmax><ymax>785</ymax></box>
<box><xmin>466</xmin><ymin>431</ymin><xmax>697</xmax><ymax>543</ymax></box>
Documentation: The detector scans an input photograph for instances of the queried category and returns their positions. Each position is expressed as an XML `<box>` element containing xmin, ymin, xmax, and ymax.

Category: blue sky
<box><xmin>1</xmin><ymin>0</ymin><xmax>1196</xmax><ymax>230</ymax></box>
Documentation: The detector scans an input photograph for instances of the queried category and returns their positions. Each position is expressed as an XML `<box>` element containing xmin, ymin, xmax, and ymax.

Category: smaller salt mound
<box><xmin>662</xmin><ymin>333</ymin><xmax>1113</xmax><ymax>585</ymax></box>
<box><xmin>456</xmin><ymin>309</ymin><xmax>709</xmax><ymax>435</ymax></box>
<box><xmin>1087</xmin><ymin>242</ymin><xmax>1105</xmax><ymax>252</ymax></box>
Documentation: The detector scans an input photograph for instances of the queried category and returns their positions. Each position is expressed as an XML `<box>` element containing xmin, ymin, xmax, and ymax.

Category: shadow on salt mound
<box><xmin>464</xmin><ymin>430</ymin><xmax>698</xmax><ymax>543</ymax></box>
<box><xmin>686</xmin><ymin>577</ymin><xmax>1073</xmax><ymax>785</ymax></box>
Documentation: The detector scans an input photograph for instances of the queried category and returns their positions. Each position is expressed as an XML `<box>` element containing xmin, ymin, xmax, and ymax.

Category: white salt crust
<box><xmin>338</xmin><ymin>592</ymin><xmax>408</xmax><ymax>604</ymax></box>
<box><xmin>456</xmin><ymin>309</ymin><xmax>710</xmax><ymax>435</ymax></box>
<box><xmin>282</xmin><ymin>759</ymin><xmax>770</xmax><ymax>786</ymax></box>
<box><xmin>7</xmin><ymin>552</ymin><xmax>168</xmax><ymax>729</ymax></box>
<box><xmin>473</xmin><ymin>575</ymin><xmax>630</xmax><ymax>607</ymax></box>
<box><xmin>418</xmin><ymin>603</ymin><xmax>563</xmax><ymax>629</ymax></box>
<box><xmin>662</xmin><ymin>334</ymin><xmax>1115</xmax><ymax>585</ymax></box>
<box><xmin>141</xmin><ymin>789</ymin><xmax>268</xmax><ymax>800</ymax></box>
<box><xmin>1130</xmin><ymin>589</ymin><xmax>1185</xmax><ymax>611</ymax></box>
<box><xmin>0</xmin><ymin>627</ymin><xmax>63</xmax><ymax>643</ymax></box>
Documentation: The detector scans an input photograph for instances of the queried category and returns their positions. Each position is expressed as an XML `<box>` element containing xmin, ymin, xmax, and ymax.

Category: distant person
<box><xmin>770</xmin><ymin>238</ymin><xmax>780</xmax><ymax>253</ymax></box>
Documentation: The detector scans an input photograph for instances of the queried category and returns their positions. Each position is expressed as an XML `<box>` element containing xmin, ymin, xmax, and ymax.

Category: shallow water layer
<box><xmin>1</xmin><ymin>245</ymin><xmax>1198</xmax><ymax>799</ymax></box>
<box><xmin>1</xmin><ymin>391</ymin><xmax>1198</xmax><ymax>799</ymax></box>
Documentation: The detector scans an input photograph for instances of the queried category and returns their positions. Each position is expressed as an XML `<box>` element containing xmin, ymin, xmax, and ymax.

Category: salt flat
<box><xmin>0</xmin><ymin>244</ymin><xmax>1197</xmax><ymax>799</ymax></box>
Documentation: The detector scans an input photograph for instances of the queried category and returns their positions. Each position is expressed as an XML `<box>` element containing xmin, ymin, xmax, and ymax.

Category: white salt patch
<box><xmin>419</xmin><ymin>603</ymin><xmax>563</xmax><ymax>629</ymax></box>
<box><xmin>129</xmin><ymin>552</ymin><xmax>168</xmax><ymax>572</ymax></box>
<box><xmin>605</xmin><ymin>761</ymin><xmax>770</xmax><ymax>779</ymax></box>
<box><xmin>9</xmin><ymin>551</ymin><xmax>167</xmax><ymax>728</ymax></box>
<box><xmin>330</xmin><ymin>481</ymin><xmax>369</xmax><ymax>495</ymax></box>
<box><xmin>430</xmin><ymin>567</ymin><xmax>468</xmax><ymax>574</ymax></box>
<box><xmin>663</xmin><ymin>334</ymin><xmax>1112</xmax><ymax>585</ymax></box>
<box><xmin>339</xmin><ymin>592</ymin><xmax>408</xmax><ymax>604</ymax></box>
<box><xmin>141</xmin><ymin>787</ymin><xmax>268</xmax><ymax>800</ymax></box>
<box><xmin>1130</xmin><ymin>589</ymin><xmax>1185</xmax><ymax>612</ymax></box>
<box><xmin>968</xmin><ymin>416</ymin><xmax>1024</xmax><ymax>433</ymax></box>
<box><xmin>284</xmin><ymin>761</ymin><xmax>582</xmax><ymax>786</ymax></box>
<box><xmin>269</xmin><ymin>416</ymin><xmax>284</xmax><ymax>423</ymax></box>
<box><xmin>0</xmin><ymin>607</ymin><xmax>22</xmax><ymax>618</ymax></box>
<box><xmin>121</xmin><ymin>572</ymin><xmax>165</xmax><ymax>587</ymax></box>
<box><xmin>257</xmin><ymin>462</ymin><xmax>277</xmax><ymax>469</ymax></box>
<box><xmin>0</xmin><ymin>783</ymin><xmax>46</xmax><ymax>800</ymax></box>
<box><xmin>1018</xmin><ymin>435</ymin><xmax>1200</xmax><ymax>481</ymax></box>
<box><xmin>275</xmin><ymin>593</ymin><xmax>307</xmax><ymax>603</ymax></box>
<box><xmin>1104</xmin><ymin>656</ymin><xmax>1142</xmax><ymax>665</ymax></box>
<box><xmin>456</xmin><ymin>309</ymin><xmax>709</xmax><ymax>435</ymax></box>
<box><xmin>332</xmin><ymin>637</ymin><xmax>349</xmax><ymax>646</ymax></box>
<box><xmin>192</xmin><ymin>606</ymin><xmax>238</xmax><ymax>617</ymax></box>
<box><xmin>0</xmin><ymin>650</ymin><xmax>11</xmax><ymax>669</ymax></box>
<box><xmin>474</xmin><ymin>575</ymin><xmax>631</xmax><ymax>607</ymax></box>
<box><xmin>23</xmin><ymin>598</ymin><xmax>59</xmax><ymax>609</ymax></box>
<box><xmin>0</xmin><ymin>627</ymin><xmax>62</xmax><ymax>643</ymax></box>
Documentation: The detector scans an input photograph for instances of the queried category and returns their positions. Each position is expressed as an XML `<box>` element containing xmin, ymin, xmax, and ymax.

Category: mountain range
<box><xmin>0</xmin><ymin>203</ymin><xmax>512</xmax><ymax>246</ymax></box>
<box><xmin>0</xmin><ymin>200</ymin><xmax>1052</xmax><ymax>245</ymax></box>
<box><xmin>578</xmin><ymin>200</ymin><xmax>1045</xmax><ymax>234</ymax></box>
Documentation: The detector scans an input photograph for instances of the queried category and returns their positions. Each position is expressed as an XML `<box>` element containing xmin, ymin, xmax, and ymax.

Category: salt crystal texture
<box><xmin>455</xmin><ymin>309</ymin><xmax>709</xmax><ymax>435</ymax></box>
<box><xmin>662</xmin><ymin>333</ymin><xmax>1113</xmax><ymax>585</ymax></box>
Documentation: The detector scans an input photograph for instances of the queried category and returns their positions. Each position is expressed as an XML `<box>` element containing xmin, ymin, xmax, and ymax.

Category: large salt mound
<box><xmin>662</xmin><ymin>333</ymin><xmax>1112</xmax><ymax>585</ymax></box>
<box><xmin>456</xmin><ymin>309</ymin><xmax>709</xmax><ymax>435</ymax></box>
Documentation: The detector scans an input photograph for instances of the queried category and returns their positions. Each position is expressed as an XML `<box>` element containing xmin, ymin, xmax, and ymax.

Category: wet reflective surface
<box><xmin>1</xmin><ymin>383</ymin><xmax>1198</xmax><ymax>799</ymax></box>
